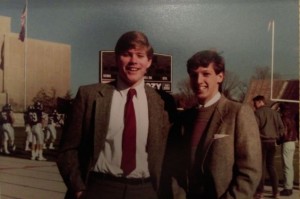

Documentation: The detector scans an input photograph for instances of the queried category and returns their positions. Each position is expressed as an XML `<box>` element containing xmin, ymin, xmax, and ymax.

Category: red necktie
<box><xmin>121</xmin><ymin>88</ymin><xmax>137</xmax><ymax>176</ymax></box>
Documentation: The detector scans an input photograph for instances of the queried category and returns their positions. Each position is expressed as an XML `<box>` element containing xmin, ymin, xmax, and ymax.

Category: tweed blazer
<box><xmin>175</xmin><ymin>96</ymin><xmax>262</xmax><ymax>199</ymax></box>
<box><xmin>57</xmin><ymin>82</ymin><xmax>171</xmax><ymax>197</ymax></box>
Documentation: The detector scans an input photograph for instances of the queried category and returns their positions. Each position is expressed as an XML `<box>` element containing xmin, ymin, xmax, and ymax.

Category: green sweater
<box><xmin>254</xmin><ymin>106</ymin><xmax>285</xmax><ymax>142</ymax></box>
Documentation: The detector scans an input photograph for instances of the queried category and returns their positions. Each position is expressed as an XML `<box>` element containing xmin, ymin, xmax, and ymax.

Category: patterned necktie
<box><xmin>121</xmin><ymin>88</ymin><xmax>137</xmax><ymax>176</ymax></box>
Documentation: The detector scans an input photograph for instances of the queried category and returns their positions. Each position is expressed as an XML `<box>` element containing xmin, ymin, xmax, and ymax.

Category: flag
<box><xmin>19</xmin><ymin>4</ymin><xmax>27</xmax><ymax>42</ymax></box>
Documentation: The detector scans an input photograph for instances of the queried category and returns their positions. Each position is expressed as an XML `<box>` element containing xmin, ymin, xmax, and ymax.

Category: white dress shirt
<box><xmin>198</xmin><ymin>92</ymin><xmax>221</xmax><ymax>108</ymax></box>
<box><xmin>94</xmin><ymin>79</ymin><xmax>150</xmax><ymax>178</ymax></box>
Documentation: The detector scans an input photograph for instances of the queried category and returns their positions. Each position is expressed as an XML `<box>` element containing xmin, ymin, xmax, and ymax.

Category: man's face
<box><xmin>254</xmin><ymin>100</ymin><xmax>263</xmax><ymax>109</ymax></box>
<box><xmin>116</xmin><ymin>48</ymin><xmax>152</xmax><ymax>87</ymax></box>
<box><xmin>189</xmin><ymin>63</ymin><xmax>224</xmax><ymax>105</ymax></box>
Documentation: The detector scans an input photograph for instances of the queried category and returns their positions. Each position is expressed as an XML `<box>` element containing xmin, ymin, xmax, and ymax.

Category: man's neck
<box><xmin>117</xmin><ymin>77</ymin><xmax>145</xmax><ymax>90</ymax></box>
<box><xmin>199</xmin><ymin>92</ymin><xmax>221</xmax><ymax>108</ymax></box>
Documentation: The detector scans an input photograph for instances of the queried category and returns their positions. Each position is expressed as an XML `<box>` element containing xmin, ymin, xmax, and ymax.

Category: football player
<box><xmin>45</xmin><ymin>109</ymin><xmax>59</xmax><ymax>149</ymax></box>
<box><xmin>28</xmin><ymin>101</ymin><xmax>46</xmax><ymax>161</ymax></box>
<box><xmin>0</xmin><ymin>104</ymin><xmax>16</xmax><ymax>154</ymax></box>
<box><xmin>24</xmin><ymin>105</ymin><xmax>34</xmax><ymax>151</ymax></box>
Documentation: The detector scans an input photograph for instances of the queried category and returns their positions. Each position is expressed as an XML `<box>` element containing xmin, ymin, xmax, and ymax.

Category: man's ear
<box><xmin>217</xmin><ymin>72</ymin><xmax>224</xmax><ymax>83</ymax></box>
<box><xmin>146</xmin><ymin>58</ymin><xmax>152</xmax><ymax>69</ymax></box>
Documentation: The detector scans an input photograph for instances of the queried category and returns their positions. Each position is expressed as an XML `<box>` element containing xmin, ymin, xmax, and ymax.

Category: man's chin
<box><xmin>125</xmin><ymin>77</ymin><xmax>142</xmax><ymax>87</ymax></box>
<box><xmin>196</xmin><ymin>94</ymin><xmax>206</xmax><ymax>102</ymax></box>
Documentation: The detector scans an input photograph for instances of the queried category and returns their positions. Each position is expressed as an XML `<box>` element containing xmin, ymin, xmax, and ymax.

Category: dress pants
<box><xmin>281</xmin><ymin>141</ymin><xmax>295</xmax><ymax>190</ymax></box>
<box><xmin>256</xmin><ymin>141</ymin><xmax>279</xmax><ymax>195</ymax></box>
<box><xmin>83</xmin><ymin>172</ymin><xmax>157</xmax><ymax>199</ymax></box>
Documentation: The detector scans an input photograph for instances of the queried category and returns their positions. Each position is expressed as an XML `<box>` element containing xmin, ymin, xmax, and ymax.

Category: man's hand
<box><xmin>76</xmin><ymin>191</ymin><xmax>84</xmax><ymax>199</ymax></box>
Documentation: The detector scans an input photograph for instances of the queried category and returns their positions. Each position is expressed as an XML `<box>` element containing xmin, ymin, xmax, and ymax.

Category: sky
<box><xmin>0</xmin><ymin>0</ymin><xmax>298</xmax><ymax>95</ymax></box>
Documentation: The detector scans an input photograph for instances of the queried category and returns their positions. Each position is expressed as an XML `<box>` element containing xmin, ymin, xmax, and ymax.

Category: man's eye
<box><xmin>189</xmin><ymin>73</ymin><xmax>198</xmax><ymax>79</ymax></box>
<box><xmin>122</xmin><ymin>53</ymin><xmax>130</xmax><ymax>57</ymax></box>
<box><xmin>137</xmin><ymin>54</ymin><xmax>146</xmax><ymax>58</ymax></box>
<box><xmin>203</xmin><ymin>72</ymin><xmax>210</xmax><ymax>77</ymax></box>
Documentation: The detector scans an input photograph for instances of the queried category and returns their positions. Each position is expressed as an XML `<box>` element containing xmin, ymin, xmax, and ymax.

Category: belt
<box><xmin>90</xmin><ymin>172</ymin><xmax>151</xmax><ymax>185</ymax></box>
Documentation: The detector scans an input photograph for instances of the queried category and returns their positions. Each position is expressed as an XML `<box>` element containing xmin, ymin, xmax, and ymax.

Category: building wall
<box><xmin>0</xmin><ymin>16</ymin><xmax>71</xmax><ymax>112</ymax></box>
<box><xmin>0</xmin><ymin>16</ymin><xmax>10</xmax><ymax>33</ymax></box>
<box><xmin>0</xmin><ymin>16</ymin><xmax>11</xmax><ymax>97</ymax></box>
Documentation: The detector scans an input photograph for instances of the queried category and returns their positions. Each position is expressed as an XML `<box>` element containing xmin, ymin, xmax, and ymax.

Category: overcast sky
<box><xmin>0</xmin><ymin>0</ymin><xmax>298</xmax><ymax>94</ymax></box>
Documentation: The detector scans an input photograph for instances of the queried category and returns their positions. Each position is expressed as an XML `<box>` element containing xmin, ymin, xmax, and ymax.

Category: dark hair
<box><xmin>252</xmin><ymin>95</ymin><xmax>265</xmax><ymax>102</ymax></box>
<box><xmin>114</xmin><ymin>31</ymin><xmax>154</xmax><ymax>59</ymax></box>
<box><xmin>186</xmin><ymin>50</ymin><xmax>225</xmax><ymax>74</ymax></box>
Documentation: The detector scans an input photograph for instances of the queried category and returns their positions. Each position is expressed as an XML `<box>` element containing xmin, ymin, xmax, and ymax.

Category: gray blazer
<box><xmin>176</xmin><ymin>96</ymin><xmax>262</xmax><ymax>199</ymax></box>
<box><xmin>57</xmin><ymin>82</ymin><xmax>171</xmax><ymax>197</ymax></box>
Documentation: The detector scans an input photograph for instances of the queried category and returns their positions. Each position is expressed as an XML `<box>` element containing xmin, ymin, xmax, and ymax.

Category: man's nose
<box><xmin>129</xmin><ymin>55</ymin><xmax>138</xmax><ymax>63</ymax></box>
<box><xmin>196</xmin><ymin>74</ymin><xmax>204</xmax><ymax>83</ymax></box>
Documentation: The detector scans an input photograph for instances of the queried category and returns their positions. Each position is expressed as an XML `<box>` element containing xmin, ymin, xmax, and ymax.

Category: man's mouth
<box><xmin>126</xmin><ymin>66</ymin><xmax>139</xmax><ymax>71</ymax></box>
<box><xmin>194</xmin><ymin>85</ymin><xmax>207</xmax><ymax>93</ymax></box>
<box><xmin>198</xmin><ymin>85</ymin><xmax>207</xmax><ymax>91</ymax></box>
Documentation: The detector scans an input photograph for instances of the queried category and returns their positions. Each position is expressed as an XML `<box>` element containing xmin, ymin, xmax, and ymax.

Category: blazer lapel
<box><xmin>93</xmin><ymin>85</ymin><xmax>114</xmax><ymax>164</ymax></box>
<box><xmin>145</xmin><ymin>87</ymin><xmax>167</xmax><ymax>172</ymax></box>
<box><xmin>198</xmin><ymin>96</ymin><xmax>227</xmax><ymax>171</ymax></box>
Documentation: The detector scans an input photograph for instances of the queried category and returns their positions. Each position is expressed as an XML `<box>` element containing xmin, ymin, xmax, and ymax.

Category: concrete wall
<box><xmin>0</xmin><ymin>16</ymin><xmax>11</xmax><ymax>96</ymax></box>
<box><xmin>0</xmin><ymin>16</ymin><xmax>71</xmax><ymax>112</ymax></box>
<box><xmin>0</xmin><ymin>16</ymin><xmax>10</xmax><ymax>33</ymax></box>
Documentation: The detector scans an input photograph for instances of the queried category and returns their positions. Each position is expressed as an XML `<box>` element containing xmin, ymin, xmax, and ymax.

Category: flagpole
<box><xmin>270</xmin><ymin>20</ymin><xmax>275</xmax><ymax>101</ymax></box>
<box><xmin>24</xmin><ymin>0</ymin><xmax>28</xmax><ymax>111</ymax></box>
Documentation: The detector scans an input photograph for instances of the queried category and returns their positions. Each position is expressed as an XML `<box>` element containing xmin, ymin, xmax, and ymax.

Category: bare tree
<box><xmin>222</xmin><ymin>70</ymin><xmax>247</xmax><ymax>102</ymax></box>
<box><xmin>173</xmin><ymin>78</ymin><xmax>197</xmax><ymax>109</ymax></box>
<box><xmin>252</xmin><ymin>66</ymin><xmax>282</xmax><ymax>80</ymax></box>
<box><xmin>32</xmin><ymin>88</ymin><xmax>58</xmax><ymax>113</ymax></box>
<box><xmin>57</xmin><ymin>90</ymin><xmax>74</xmax><ymax>115</ymax></box>
<box><xmin>177</xmin><ymin>78</ymin><xmax>193</xmax><ymax>97</ymax></box>
<box><xmin>63</xmin><ymin>90</ymin><xmax>73</xmax><ymax>100</ymax></box>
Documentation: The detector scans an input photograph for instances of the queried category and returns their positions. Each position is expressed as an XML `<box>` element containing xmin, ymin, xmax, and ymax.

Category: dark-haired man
<box><xmin>172</xmin><ymin>50</ymin><xmax>262</xmax><ymax>199</ymax></box>
<box><xmin>252</xmin><ymin>95</ymin><xmax>285</xmax><ymax>199</ymax></box>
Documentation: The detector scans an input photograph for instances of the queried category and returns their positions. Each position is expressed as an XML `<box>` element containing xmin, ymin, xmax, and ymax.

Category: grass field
<box><xmin>1</xmin><ymin>127</ymin><xmax>299</xmax><ymax>186</ymax></box>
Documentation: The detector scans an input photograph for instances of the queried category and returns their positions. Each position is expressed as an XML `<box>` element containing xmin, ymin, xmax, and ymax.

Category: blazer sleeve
<box><xmin>223</xmin><ymin>105</ymin><xmax>262</xmax><ymax>199</ymax></box>
<box><xmin>56</xmin><ymin>86</ymin><xmax>87</xmax><ymax>195</ymax></box>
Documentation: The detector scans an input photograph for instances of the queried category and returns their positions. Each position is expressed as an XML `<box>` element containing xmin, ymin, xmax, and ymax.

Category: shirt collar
<box><xmin>198</xmin><ymin>92</ymin><xmax>221</xmax><ymax>108</ymax></box>
<box><xmin>116</xmin><ymin>77</ymin><xmax>145</xmax><ymax>99</ymax></box>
